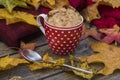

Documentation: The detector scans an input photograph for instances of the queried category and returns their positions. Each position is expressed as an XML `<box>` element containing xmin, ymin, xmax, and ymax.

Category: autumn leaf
<box><xmin>99</xmin><ymin>24</ymin><xmax>120</xmax><ymax>45</ymax></box>
<box><xmin>40</xmin><ymin>0</ymin><xmax>69</xmax><ymax>9</ymax></box>
<box><xmin>0</xmin><ymin>9</ymin><xmax>38</xmax><ymax>26</ymax></box>
<box><xmin>81</xmin><ymin>2</ymin><xmax>101</xmax><ymax>22</ymax></box>
<box><xmin>80</xmin><ymin>25</ymin><xmax>101</xmax><ymax>40</ymax></box>
<box><xmin>29</xmin><ymin>53</ymin><xmax>65</xmax><ymax>70</ymax></box>
<box><xmin>24</xmin><ymin>0</ymin><xmax>41</xmax><ymax>10</ymax></box>
<box><xmin>0</xmin><ymin>56</ymin><xmax>29</xmax><ymax>71</ymax></box>
<box><xmin>0</xmin><ymin>0</ymin><xmax>28</xmax><ymax>13</ymax></box>
<box><xmin>99</xmin><ymin>0</ymin><xmax>120</xmax><ymax>8</ymax></box>
<box><xmin>79</xmin><ymin>41</ymin><xmax>120</xmax><ymax>75</ymax></box>
<box><xmin>20</xmin><ymin>41</ymin><xmax>36</xmax><ymax>50</ymax></box>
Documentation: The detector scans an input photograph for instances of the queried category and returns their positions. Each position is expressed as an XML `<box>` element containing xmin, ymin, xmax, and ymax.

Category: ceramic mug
<box><xmin>37</xmin><ymin>14</ymin><xmax>83</xmax><ymax>55</ymax></box>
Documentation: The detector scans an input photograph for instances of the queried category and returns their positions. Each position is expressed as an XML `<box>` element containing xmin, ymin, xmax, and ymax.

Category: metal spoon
<box><xmin>20</xmin><ymin>49</ymin><xmax>93</xmax><ymax>74</ymax></box>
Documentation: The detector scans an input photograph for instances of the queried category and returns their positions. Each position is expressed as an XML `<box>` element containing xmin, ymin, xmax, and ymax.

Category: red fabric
<box><xmin>92</xmin><ymin>5</ymin><xmax>120</xmax><ymax>28</ymax></box>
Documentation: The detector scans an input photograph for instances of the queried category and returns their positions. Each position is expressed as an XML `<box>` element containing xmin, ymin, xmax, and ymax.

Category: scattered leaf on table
<box><xmin>0</xmin><ymin>56</ymin><xmax>29</xmax><ymax>71</ymax></box>
<box><xmin>69</xmin><ymin>55</ymin><xmax>96</xmax><ymax>79</ymax></box>
<box><xmin>40</xmin><ymin>0</ymin><xmax>69</xmax><ymax>9</ymax></box>
<box><xmin>99</xmin><ymin>24</ymin><xmax>120</xmax><ymax>45</ymax></box>
<box><xmin>0</xmin><ymin>9</ymin><xmax>38</xmax><ymax>26</ymax></box>
<box><xmin>79</xmin><ymin>41</ymin><xmax>120</xmax><ymax>75</ymax></box>
<box><xmin>20</xmin><ymin>41</ymin><xmax>36</xmax><ymax>50</ymax></box>
<box><xmin>81</xmin><ymin>25</ymin><xmax>101</xmax><ymax>40</ymax></box>
<box><xmin>29</xmin><ymin>53</ymin><xmax>65</xmax><ymax>70</ymax></box>
<box><xmin>0</xmin><ymin>0</ymin><xmax>28</xmax><ymax>13</ymax></box>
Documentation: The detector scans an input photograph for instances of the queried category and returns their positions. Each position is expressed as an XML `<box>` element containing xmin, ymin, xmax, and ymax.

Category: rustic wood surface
<box><xmin>0</xmin><ymin>34</ymin><xmax>120</xmax><ymax>80</ymax></box>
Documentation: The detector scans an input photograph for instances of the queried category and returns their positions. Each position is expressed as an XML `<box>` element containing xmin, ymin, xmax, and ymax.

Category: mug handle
<box><xmin>36</xmin><ymin>14</ymin><xmax>48</xmax><ymax>35</ymax></box>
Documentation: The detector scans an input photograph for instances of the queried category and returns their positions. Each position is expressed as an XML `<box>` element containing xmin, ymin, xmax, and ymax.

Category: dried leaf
<box><xmin>72</xmin><ymin>62</ymin><xmax>96</xmax><ymax>79</ymax></box>
<box><xmin>79</xmin><ymin>41</ymin><xmax>120</xmax><ymax>75</ymax></box>
<box><xmin>81</xmin><ymin>2</ymin><xmax>101</xmax><ymax>22</ymax></box>
<box><xmin>0</xmin><ymin>56</ymin><xmax>29</xmax><ymax>71</ymax></box>
<box><xmin>40</xmin><ymin>0</ymin><xmax>69</xmax><ymax>9</ymax></box>
<box><xmin>99</xmin><ymin>24</ymin><xmax>120</xmax><ymax>44</ymax></box>
<box><xmin>24</xmin><ymin>0</ymin><xmax>41</xmax><ymax>10</ymax></box>
<box><xmin>20</xmin><ymin>41</ymin><xmax>36</xmax><ymax>50</ymax></box>
<box><xmin>99</xmin><ymin>0</ymin><xmax>120</xmax><ymax>8</ymax></box>
<box><xmin>81</xmin><ymin>25</ymin><xmax>101</xmax><ymax>40</ymax></box>
<box><xmin>0</xmin><ymin>9</ymin><xmax>38</xmax><ymax>26</ymax></box>
<box><xmin>0</xmin><ymin>0</ymin><xmax>28</xmax><ymax>13</ymax></box>
<box><xmin>29</xmin><ymin>53</ymin><xmax>65</xmax><ymax>70</ymax></box>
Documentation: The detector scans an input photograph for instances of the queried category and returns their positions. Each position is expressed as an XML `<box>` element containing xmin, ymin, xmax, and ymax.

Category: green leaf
<box><xmin>0</xmin><ymin>0</ymin><xmax>28</xmax><ymax>13</ymax></box>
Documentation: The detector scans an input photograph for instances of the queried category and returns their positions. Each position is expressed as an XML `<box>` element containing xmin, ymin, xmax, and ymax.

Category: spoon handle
<box><xmin>62</xmin><ymin>64</ymin><xmax>93</xmax><ymax>74</ymax></box>
<box><xmin>44</xmin><ymin>60</ymin><xmax>92</xmax><ymax>74</ymax></box>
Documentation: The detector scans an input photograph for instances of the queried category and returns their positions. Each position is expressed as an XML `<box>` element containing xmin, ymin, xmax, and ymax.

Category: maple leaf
<box><xmin>70</xmin><ymin>57</ymin><xmax>96</xmax><ymax>79</ymax></box>
<box><xmin>81</xmin><ymin>2</ymin><xmax>101</xmax><ymax>22</ymax></box>
<box><xmin>29</xmin><ymin>53</ymin><xmax>65</xmax><ymax>70</ymax></box>
<box><xmin>20</xmin><ymin>41</ymin><xmax>36</xmax><ymax>50</ymax></box>
<box><xmin>99</xmin><ymin>0</ymin><xmax>120</xmax><ymax>8</ymax></box>
<box><xmin>0</xmin><ymin>9</ymin><xmax>38</xmax><ymax>26</ymax></box>
<box><xmin>80</xmin><ymin>25</ymin><xmax>101</xmax><ymax>40</ymax></box>
<box><xmin>40</xmin><ymin>0</ymin><xmax>69</xmax><ymax>9</ymax></box>
<box><xmin>0</xmin><ymin>56</ymin><xmax>29</xmax><ymax>71</ymax></box>
<box><xmin>24</xmin><ymin>0</ymin><xmax>41</xmax><ymax>10</ymax></box>
<box><xmin>79</xmin><ymin>41</ymin><xmax>120</xmax><ymax>75</ymax></box>
<box><xmin>99</xmin><ymin>24</ymin><xmax>120</xmax><ymax>44</ymax></box>
<box><xmin>0</xmin><ymin>0</ymin><xmax>28</xmax><ymax>13</ymax></box>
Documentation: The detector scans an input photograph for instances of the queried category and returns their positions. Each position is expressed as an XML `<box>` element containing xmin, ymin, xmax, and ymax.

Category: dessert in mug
<box><xmin>47</xmin><ymin>6</ymin><xmax>82</xmax><ymax>27</ymax></box>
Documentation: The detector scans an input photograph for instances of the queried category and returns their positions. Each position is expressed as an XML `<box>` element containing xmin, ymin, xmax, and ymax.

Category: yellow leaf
<box><xmin>0</xmin><ymin>9</ymin><xmax>38</xmax><ymax>27</ymax></box>
<box><xmin>79</xmin><ymin>41</ymin><xmax>120</xmax><ymax>75</ymax></box>
<box><xmin>0</xmin><ymin>56</ymin><xmax>29</xmax><ymax>71</ymax></box>
<box><xmin>24</xmin><ymin>0</ymin><xmax>41</xmax><ymax>10</ymax></box>
<box><xmin>47</xmin><ymin>0</ymin><xmax>55</xmax><ymax>5</ymax></box>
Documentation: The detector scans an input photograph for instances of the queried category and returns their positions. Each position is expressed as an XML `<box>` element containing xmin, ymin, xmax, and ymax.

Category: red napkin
<box><xmin>92</xmin><ymin>5</ymin><xmax>120</xmax><ymax>28</ymax></box>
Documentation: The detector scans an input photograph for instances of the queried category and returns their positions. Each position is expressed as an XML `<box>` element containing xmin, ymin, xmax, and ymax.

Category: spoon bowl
<box><xmin>20</xmin><ymin>49</ymin><xmax>93</xmax><ymax>74</ymax></box>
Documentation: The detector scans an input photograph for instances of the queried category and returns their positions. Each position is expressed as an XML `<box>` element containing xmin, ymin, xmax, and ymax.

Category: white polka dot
<box><xmin>67</xmin><ymin>38</ymin><xmax>70</xmax><ymax>40</ymax></box>
<box><xmin>66</xmin><ymin>44</ymin><xmax>69</xmax><ymax>46</ymax></box>
<box><xmin>49</xmin><ymin>35</ymin><xmax>52</xmax><ymax>37</ymax></box>
<box><xmin>50</xmin><ymin>29</ymin><xmax>52</xmax><ymax>31</ymax></box>
<box><xmin>51</xmin><ymin>39</ymin><xmax>55</xmax><ymax>42</ymax></box>
<box><xmin>61</xmin><ymin>31</ymin><xmax>64</xmax><ymax>34</ymax></box>
<box><xmin>53</xmin><ymin>46</ymin><xmax>55</xmax><ymax>48</ymax></box>
<box><xmin>73</xmin><ymin>37</ymin><xmax>76</xmax><ymax>39</ymax></box>
<box><xmin>63</xmin><ymin>41</ymin><xmax>66</xmax><ymax>43</ymax></box>
<box><xmin>76</xmin><ymin>33</ymin><xmax>79</xmax><ymax>35</ymax></box>
<box><xmin>52</xmin><ymin>33</ymin><xmax>54</xmax><ymax>35</ymax></box>
<box><xmin>69</xmin><ymin>41</ymin><xmax>72</xmax><ymax>43</ymax></box>
<box><xmin>56</xmin><ymin>50</ymin><xmax>59</xmax><ymax>52</ymax></box>
<box><xmin>74</xmin><ymin>30</ymin><xmax>77</xmax><ymax>32</ymax></box>
<box><xmin>63</xmin><ymin>47</ymin><xmax>66</xmax><ymax>50</ymax></box>
<box><xmin>68</xmin><ymin>47</ymin><xmax>71</xmax><ymax>49</ymax></box>
<box><xmin>64</xmin><ymin>35</ymin><xmax>67</xmax><ymax>37</ymax></box>
<box><xmin>55</xmin><ymin>43</ymin><xmax>57</xmax><ymax>45</ymax></box>
<box><xmin>60</xmin><ymin>44</ymin><xmax>63</xmax><ymax>46</ymax></box>
<box><xmin>68</xmin><ymin>31</ymin><xmax>71</xmax><ymax>33</ymax></box>
<box><xmin>57</xmin><ymin>40</ymin><xmax>60</xmax><ymax>43</ymax></box>
<box><xmin>55</xmin><ymin>37</ymin><xmax>57</xmax><ymax>39</ymax></box>
<box><xmin>70</xmin><ymin>34</ymin><xmax>73</xmax><ymax>36</ymax></box>
<box><xmin>58</xmin><ymin>47</ymin><xmax>61</xmax><ymax>49</ymax></box>
<box><xmin>61</xmin><ymin>38</ymin><xmax>64</xmax><ymax>40</ymax></box>
<box><xmin>55</xmin><ymin>30</ymin><xmax>58</xmax><ymax>33</ymax></box>
<box><xmin>72</xmin><ymin>44</ymin><xmax>74</xmax><ymax>46</ymax></box>
<box><xmin>75</xmin><ymin>40</ymin><xmax>77</xmax><ymax>42</ymax></box>
<box><xmin>66</xmin><ymin>50</ymin><xmax>69</xmax><ymax>52</ymax></box>
<box><xmin>57</xmin><ymin>34</ymin><xmax>60</xmax><ymax>36</ymax></box>
<box><xmin>61</xmin><ymin>50</ymin><xmax>64</xmax><ymax>52</ymax></box>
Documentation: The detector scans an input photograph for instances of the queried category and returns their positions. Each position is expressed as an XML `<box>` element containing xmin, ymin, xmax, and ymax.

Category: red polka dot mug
<box><xmin>37</xmin><ymin>14</ymin><xmax>83</xmax><ymax>55</ymax></box>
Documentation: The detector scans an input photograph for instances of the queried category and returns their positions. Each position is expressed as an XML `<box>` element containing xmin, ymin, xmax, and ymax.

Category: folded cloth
<box><xmin>92</xmin><ymin>5</ymin><xmax>120</xmax><ymax>28</ymax></box>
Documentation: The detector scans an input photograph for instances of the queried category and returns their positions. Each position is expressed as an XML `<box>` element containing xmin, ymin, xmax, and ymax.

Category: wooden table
<box><xmin>0</xmin><ymin>32</ymin><xmax>120</xmax><ymax>80</ymax></box>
